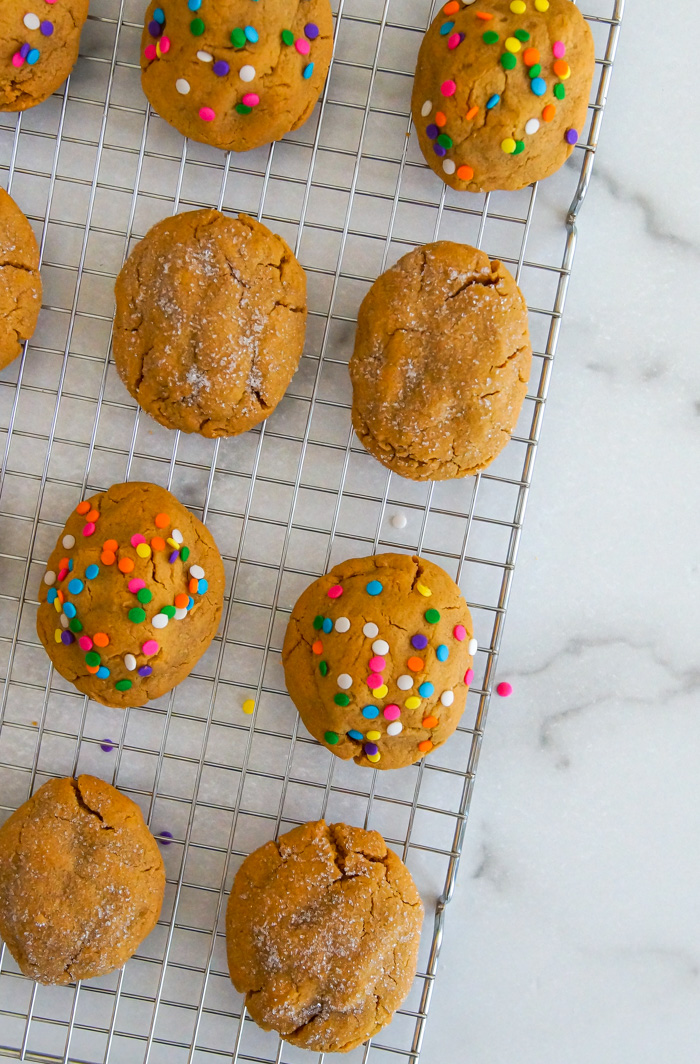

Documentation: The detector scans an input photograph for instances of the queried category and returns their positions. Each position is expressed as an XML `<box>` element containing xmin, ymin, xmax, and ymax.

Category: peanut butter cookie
<box><xmin>0</xmin><ymin>188</ymin><xmax>42</xmax><ymax>371</ymax></box>
<box><xmin>0</xmin><ymin>1</ymin><xmax>90</xmax><ymax>112</ymax></box>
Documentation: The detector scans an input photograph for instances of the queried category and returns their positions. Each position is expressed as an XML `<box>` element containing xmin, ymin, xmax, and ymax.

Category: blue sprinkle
<box><xmin>366</xmin><ymin>580</ymin><xmax>383</xmax><ymax>596</ymax></box>
<box><xmin>187</xmin><ymin>0</ymin><xmax>201</xmax><ymax>9</ymax></box>
<box><xmin>302</xmin><ymin>62</ymin><xmax>314</xmax><ymax>79</ymax></box>
<box><xmin>530</xmin><ymin>77</ymin><xmax>547</xmax><ymax>97</ymax></box>
<box><xmin>97</xmin><ymin>666</ymin><xmax>110</xmax><ymax>679</ymax></box>
<box><xmin>68</xmin><ymin>559</ymin><xmax>74</xmax><ymax>570</ymax></box>
<box><xmin>362</xmin><ymin>705</ymin><xmax>379</xmax><ymax>719</ymax></box>
<box><xmin>153</xmin><ymin>7</ymin><xmax>165</xmax><ymax>22</ymax></box>
<box><xmin>63</xmin><ymin>602</ymin><xmax>77</xmax><ymax>619</ymax></box>
<box><xmin>85</xmin><ymin>564</ymin><xmax>99</xmax><ymax>580</ymax></box>
<box><xmin>68</xmin><ymin>578</ymin><xmax>84</xmax><ymax>595</ymax></box>
<box><xmin>27</xmin><ymin>49</ymin><xmax>40</xmax><ymax>66</ymax></box>
<box><xmin>244</xmin><ymin>25</ymin><xmax>259</xmax><ymax>42</ymax></box>
<box><xmin>197</xmin><ymin>578</ymin><xmax>208</xmax><ymax>594</ymax></box>
<box><xmin>418</xmin><ymin>682</ymin><xmax>434</xmax><ymax>697</ymax></box>
<box><xmin>186</xmin><ymin>596</ymin><xmax>194</xmax><ymax>611</ymax></box>
<box><xmin>439</xmin><ymin>21</ymin><xmax>454</xmax><ymax>35</ymax></box>
<box><xmin>47</xmin><ymin>588</ymin><xmax>57</xmax><ymax>603</ymax></box>
<box><xmin>347</xmin><ymin>729</ymin><xmax>363</xmax><ymax>741</ymax></box>
<box><xmin>322</xmin><ymin>617</ymin><xmax>333</xmax><ymax>634</ymax></box>
<box><xmin>436</xmin><ymin>644</ymin><xmax>449</xmax><ymax>662</ymax></box>
<box><xmin>486</xmin><ymin>94</ymin><xmax>500</xmax><ymax>110</ymax></box>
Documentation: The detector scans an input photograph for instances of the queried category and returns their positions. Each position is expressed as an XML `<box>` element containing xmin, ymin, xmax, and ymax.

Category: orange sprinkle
<box><xmin>407</xmin><ymin>656</ymin><xmax>424</xmax><ymax>673</ymax></box>
<box><xmin>118</xmin><ymin>557</ymin><xmax>134</xmax><ymax>574</ymax></box>
<box><xmin>174</xmin><ymin>593</ymin><xmax>189</xmax><ymax>609</ymax></box>
<box><xmin>155</xmin><ymin>513</ymin><xmax>170</xmax><ymax>529</ymax></box>
<box><xmin>418</xmin><ymin>740</ymin><xmax>433</xmax><ymax>753</ymax></box>
<box><xmin>553</xmin><ymin>59</ymin><xmax>570</xmax><ymax>78</ymax></box>
<box><xmin>312</xmin><ymin>639</ymin><xmax>323</xmax><ymax>655</ymax></box>
<box><xmin>542</xmin><ymin>104</ymin><xmax>556</xmax><ymax>122</ymax></box>
<box><xmin>76</xmin><ymin>501</ymin><xmax>90</xmax><ymax>515</ymax></box>
<box><xmin>422</xmin><ymin>715</ymin><xmax>439</xmax><ymax>729</ymax></box>
<box><xmin>101</xmin><ymin>550</ymin><xmax>116</xmax><ymax>565</ymax></box>
<box><xmin>457</xmin><ymin>164</ymin><xmax>474</xmax><ymax>181</ymax></box>
<box><xmin>93</xmin><ymin>632</ymin><xmax>109</xmax><ymax>648</ymax></box>
<box><xmin>443</xmin><ymin>0</ymin><xmax>459</xmax><ymax>12</ymax></box>
<box><xmin>522</xmin><ymin>48</ymin><xmax>540</xmax><ymax>67</ymax></box>
<box><xmin>151</xmin><ymin>536</ymin><xmax>166</xmax><ymax>552</ymax></box>
<box><xmin>86</xmin><ymin>509</ymin><xmax>100</xmax><ymax>523</ymax></box>
<box><xmin>103</xmin><ymin>539</ymin><xmax>118</xmax><ymax>552</ymax></box>
<box><xmin>435</xmin><ymin>110</ymin><xmax>447</xmax><ymax>128</ymax></box>
<box><xmin>188</xmin><ymin>577</ymin><xmax>199</xmax><ymax>594</ymax></box>
<box><xmin>56</xmin><ymin>590</ymin><xmax>64</xmax><ymax>603</ymax></box>
<box><xmin>465</xmin><ymin>105</ymin><xmax>479</xmax><ymax>121</ymax></box>
<box><xmin>475</xmin><ymin>11</ymin><xmax>494</xmax><ymax>18</ymax></box>
<box><xmin>59</xmin><ymin>557</ymin><xmax>69</xmax><ymax>570</ymax></box>
<box><xmin>86</xmin><ymin>664</ymin><xmax>100</xmax><ymax>675</ymax></box>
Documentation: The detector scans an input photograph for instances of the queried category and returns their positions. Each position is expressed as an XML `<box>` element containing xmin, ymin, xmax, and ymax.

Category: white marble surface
<box><xmin>422</xmin><ymin>3</ymin><xmax>700</xmax><ymax>1062</ymax></box>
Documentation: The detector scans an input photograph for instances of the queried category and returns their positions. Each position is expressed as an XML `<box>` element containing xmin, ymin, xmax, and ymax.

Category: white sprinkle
<box><xmin>124</xmin><ymin>654</ymin><xmax>137</xmax><ymax>671</ymax></box>
<box><xmin>337</xmin><ymin>674</ymin><xmax>353</xmax><ymax>690</ymax></box>
<box><xmin>391</xmin><ymin>512</ymin><xmax>407</xmax><ymax>529</ymax></box>
<box><xmin>443</xmin><ymin>159</ymin><xmax>456</xmax><ymax>175</ymax></box>
<box><xmin>421</xmin><ymin>99</ymin><xmax>432</xmax><ymax>118</ymax></box>
<box><xmin>44</xmin><ymin>571</ymin><xmax>56</xmax><ymax>586</ymax></box>
<box><xmin>175</xmin><ymin>607</ymin><xmax>188</xmax><ymax>620</ymax></box>
<box><xmin>62</xmin><ymin>535</ymin><xmax>75</xmax><ymax>549</ymax></box>
<box><xmin>387</xmin><ymin>721</ymin><xmax>403</xmax><ymax>736</ymax></box>
<box><xmin>372</xmin><ymin>639</ymin><xmax>389</xmax><ymax>656</ymax></box>
<box><xmin>440</xmin><ymin>690</ymin><xmax>455</xmax><ymax>707</ymax></box>
<box><xmin>176</xmin><ymin>78</ymin><xmax>191</xmax><ymax>95</ymax></box>
<box><xmin>152</xmin><ymin>614</ymin><xmax>169</xmax><ymax>629</ymax></box>
<box><xmin>24</xmin><ymin>13</ymin><xmax>40</xmax><ymax>30</ymax></box>
<box><xmin>335</xmin><ymin>617</ymin><xmax>350</xmax><ymax>633</ymax></box>
<box><xmin>60</xmin><ymin>613</ymin><xmax>69</xmax><ymax>628</ymax></box>
<box><xmin>172</xmin><ymin>529</ymin><xmax>183</xmax><ymax>544</ymax></box>
<box><xmin>468</xmin><ymin>638</ymin><xmax>478</xmax><ymax>656</ymax></box>
<box><xmin>239</xmin><ymin>65</ymin><xmax>256</xmax><ymax>82</ymax></box>
<box><xmin>197</xmin><ymin>51</ymin><xmax>213</xmax><ymax>62</ymax></box>
<box><xmin>363</xmin><ymin>622</ymin><xmax>379</xmax><ymax>639</ymax></box>
<box><xmin>525</xmin><ymin>118</ymin><xmax>540</xmax><ymax>135</ymax></box>
<box><xmin>189</xmin><ymin>565</ymin><xmax>205</xmax><ymax>580</ymax></box>
<box><xmin>396</xmin><ymin>675</ymin><xmax>413</xmax><ymax>691</ymax></box>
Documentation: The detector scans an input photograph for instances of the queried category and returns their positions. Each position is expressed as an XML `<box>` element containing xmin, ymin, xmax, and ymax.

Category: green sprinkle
<box><xmin>319</xmin><ymin>661</ymin><xmax>329</xmax><ymax>676</ymax></box>
<box><xmin>162</xmin><ymin>605</ymin><xmax>176</xmax><ymax>618</ymax></box>
<box><xmin>137</xmin><ymin>588</ymin><xmax>152</xmax><ymax>604</ymax></box>
<box><xmin>190</xmin><ymin>17</ymin><xmax>205</xmax><ymax>36</ymax></box>
<box><xmin>128</xmin><ymin>607</ymin><xmax>146</xmax><ymax>623</ymax></box>
<box><xmin>425</xmin><ymin>608</ymin><xmax>441</xmax><ymax>624</ymax></box>
<box><xmin>313</xmin><ymin>615</ymin><xmax>324</xmax><ymax>630</ymax></box>
<box><xmin>554</xmin><ymin>83</ymin><xmax>566</xmax><ymax>99</ymax></box>
<box><xmin>180</xmin><ymin>546</ymin><xmax>190</xmax><ymax>562</ymax></box>
<box><xmin>501</xmin><ymin>52</ymin><xmax>517</xmax><ymax>71</ymax></box>
<box><xmin>325</xmin><ymin>731</ymin><xmax>340</xmax><ymax>745</ymax></box>
<box><xmin>281</xmin><ymin>29</ymin><xmax>294</xmax><ymax>46</ymax></box>
<box><xmin>334</xmin><ymin>693</ymin><xmax>350</xmax><ymax>706</ymax></box>
<box><xmin>482</xmin><ymin>31</ymin><xmax>498</xmax><ymax>44</ymax></box>
<box><xmin>231</xmin><ymin>27</ymin><xmax>246</xmax><ymax>48</ymax></box>
<box><xmin>115</xmin><ymin>680</ymin><xmax>132</xmax><ymax>692</ymax></box>
<box><xmin>69</xmin><ymin>618</ymin><xmax>83</xmax><ymax>633</ymax></box>
<box><xmin>514</xmin><ymin>29</ymin><xmax>530</xmax><ymax>42</ymax></box>
<box><xmin>85</xmin><ymin>651</ymin><xmax>101</xmax><ymax>668</ymax></box>
<box><xmin>529</xmin><ymin>64</ymin><xmax>541</xmax><ymax>78</ymax></box>
<box><xmin>513</xmin><ymin>140</ymin><xmax>525</xmax><ymax>154</ymax></box>
<box><xmin>235</xmin><ymin>103</ymin><xmax>252</xmax><ymax>115</ymax></box>
<box><xmin>437</xmin><ymin>133</ymin><xmax>453</xmax><ymax>149</ymax></box>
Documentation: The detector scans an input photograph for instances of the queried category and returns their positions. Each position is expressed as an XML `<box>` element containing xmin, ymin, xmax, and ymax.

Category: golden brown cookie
<box><xmin>36</xmin><ymin>481</ymin><xmax>225</xmax><ymax>709</ymax></box>
<box><xmin>412</xmin><ymin>0</ymin><xmax>595</xmax><ymax>192</ymax></box>
<box><xmin>226</xmin><ymin>819</ymin><xmax>423</xmax><ymax>1053</ymax></box>
<box><xmin>140</xmin><ymin>0</ymin><xmax>334</xmax><ymax>152</ymax></box>
<box><xmin>113</xmin><ymin>210</ymin><xmax>307</xmax><ymax>437</ymax></box>
<box><xmin>282</xmin><ymin>553</ymin><xmax>476</xmax><ymax>770</ymax></box>
<box><xmin>0</xmin><ymin>188</ymin><xmax>42</xmax><ymax>371</ymax></box>
<box><xmin>0</xmin><ymin>775</ymin><xmax>165</xmax><ymax>985</ymax></box>
<box><xmin>350</xmin><ymin>241</ymin><xmax>531</xmax><ymax>481</ymax></box>
<box><xmin>0</xmin><ymin>1</ymin><xmax>90</xmax><ymax>112</ymax></box>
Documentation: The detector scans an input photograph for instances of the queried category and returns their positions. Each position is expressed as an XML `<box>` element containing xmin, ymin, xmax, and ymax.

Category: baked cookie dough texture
<box><xmin>412</xmin><ymin>0</ymin><xmax>595</xmax><ymax>192</ymax></box>
<box><xmin>141</xmin><ymin>0</ymin><xmax>334</xmax><ymax>152</ymax></box>
<box><xmin>0</xmin><ymin>0</ymin><xmax>90</xmax><ymax>112</ymax></box>
<box><xmin>0</xmin><ymin>775</ymin><xmax>165</xmax><ymax>985</ymax></box>
<box><xmin>36</xmin><ymin>481</ymin><xmax>225</xmax><ymax>709</ymax></box>
<box><xmin>113</xmin><ymin>210</ymin><xmax>307</xmax><ymax>437</ymax></box>
<box><xmin>350</xmin><ymin>241</ymin><xmax>532</xmax><ymax>481</ymax></box>
<box><xmin>0</xmin><ymin>188</ymin><xmax>42</xmax><ymax>371</ymax></box>
<box><xmin>283</xmin><ymin>553</ymin><xmax>476</xmax><ymax>770</ymax></box>
<box><xmin>226</xmin><ymin>819</ymin><xmax>423</xmax><ymax>1053</ymax></box>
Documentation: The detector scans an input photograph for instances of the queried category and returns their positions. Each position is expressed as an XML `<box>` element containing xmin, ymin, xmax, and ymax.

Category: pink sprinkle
<box><xmin>142</xmin><ymin>640</ymin><xmax>159</xmax><ymax>657</ymax></box>
<box><xmin>295</xmin><ymin>38</ymin><xmax>310</xmax><ymax>55</ymax></box>
<box><xmin>12</xmin><ymin>53</ymin><xmax>24</xmax><ymax>68</ymax></box>
<box><xmin>79</xmin><ymin>636</ymin><xmax>93</xmax><ymax>651</ymax></box>
<box><xmin>453</xmin><ymin>624</ymin><xmax>466</xmax><ymax>642</ymax></box>
<box><xmin>82</xmin><ymin>522</ymin><xmax>95</xmax><ymax>537</ymax></box>
<box><xmin>366</xmin><ymin>673</ymin><xmax>383</xmax><ymax>689</ymax></box>
<box><xmin>199</xmin><ymin>107</ymin><xmax>216</xmax><ymax>122</ymax></box>
<box><xmin>242</xmin><ymin>92</ymin><xmax>259</xmax><ymax>107</ymax></box>
<box><xmin>157</xmin><ymin>35</ymin><xmax>170</xmax><ymax>55</ymax></box>
<box><xmin>327</xmin><ymin>585</ymin><xmax>343</xmax><ymax>599</ymax></box>
<box><xmin>369</xmin><ymin>656</ymin><xmax>385</xmax><ymax>672</ymax></box>
<box><xmin>383</xmin><ymin>704</ymin><xmax>401</xmax><ymax>721</ymax></box>
<box><xmin>552</xmin><ymin>40</ymin><xmax>566</xmax><ymax>59</ymax></box>
<box><xmin>144</xmin><ymin>43</ymin><xmax>157</xmax><ymax>61</ymax></box>
<box><xmin>440</xmin><ymin>79</ymin><xmax>457</xmax><ymax>97</ymax></box>
<box><xmin>128</xmin><ymin>578</ymin><xmax>146</xmax><ymax>593</ymax></box>
<box><xmin>57</xmin><ymin>568</ymin><xmax>68</xmax><ymax>582</ymax></box>
<box><xmin>45</xmin><ymin>0</ymin><xmax>57</xmax><ymax>4</ymax></box>
<box><xmin>131</xmin><ymin>534</ymin><xmax>146</xmax><ymax>547</ymax></box>
<box><xmin>496</xmin><ymin>681</ymin><xmax>512</xmax><ymax>697</ymax></box>
<box><xmin>464</xmin><ymin>669</ymin><xmax>474</xmax><ymax>685</ymax></box>
<box><xmin>447</xmin><ymin>32</ymin><xmax>461</xmax><ymax>50</ymax></box>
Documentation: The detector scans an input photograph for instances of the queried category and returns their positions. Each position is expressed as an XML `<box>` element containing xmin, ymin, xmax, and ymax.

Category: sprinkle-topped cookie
<box><xmin>411</xmin><ymin>0</ymin><xmax>595</xmax><ymax>192</ymax></box>
<box><xmin>0</xmin><ymin>1</ymin><xmax>90</xmax><ymax>112</ymax></box>
<box><xmin>37</xmin><ymin>482</ymin><xmax>225</xmax><ymax>708</ymax></box>
<box><xmin>282</xmin><ymin>554</ymin><xmax>475</xmax><ymax>769</ymax></box>
<box><xmin>140</xmin><ymin>0</ymin><xmax>334</xmax><ymax>152</ymax></box>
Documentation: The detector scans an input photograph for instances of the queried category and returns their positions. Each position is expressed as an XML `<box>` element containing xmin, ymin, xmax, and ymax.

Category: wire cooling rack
<box><xmin>0</xmin><ymin>1</ymin><xmax>623</xmax><ymax>1060</ymax></box>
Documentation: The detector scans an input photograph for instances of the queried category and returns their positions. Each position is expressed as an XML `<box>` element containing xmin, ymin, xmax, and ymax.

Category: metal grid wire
<box><xmin>0</xmin><ymin>0</ymin><xmax>623</xmax><ymax>1060</ymax></box>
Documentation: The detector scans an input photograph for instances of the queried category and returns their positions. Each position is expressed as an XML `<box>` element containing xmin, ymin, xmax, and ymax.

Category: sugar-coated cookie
<box><xmin>350</xmin><ymin>241</ymin><xmax>531</xmax><ymax>480</ymax></box>
<box><xmin>0</xmin><ymin>188</ymin><xmax>42</xmax><ymax>371</ymax></box>
<box><xmin>113</xmin><ymin>209</ymin><xmax>307</xmax><ymax>437</ymax></box>
<box><xmin>0</xmin><ymin>775</ymin><xmax>164</xmax><ymax>985</ymax></box>
<box><xmin>0</xmin><ymin>0</ymin><xmax>90</xmax><ymax>112</ymax></box>
<box><xmin>140</xmin><ymin>0</ymin><xmax>334</xmax><ymax>152</ymax></box>
<box><xmin>226</xmin><ymin>819</ymin><xmax>423</xmax><ymax>1053</ymax></box>
<box><xmin>412</xmin><ymin>0</ymin><xmax>595</xmax><ymax>192</ymax></box>
<box><xmin>282</xmin><ymin>553</ymin><xmax>476</xmax><ymax>769</ymax></box>
<box><xmin>36</xmin><ymin>481</ymin><xmax>225</xmax><ymax>708</ymax></box>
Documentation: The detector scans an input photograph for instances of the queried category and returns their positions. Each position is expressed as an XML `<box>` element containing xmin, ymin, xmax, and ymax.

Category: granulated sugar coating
<box><xmin>226</xmin><ymin>820</ymin><xmax>423</xmax><ymax>1054</ymax></box>
<box><xmin>350</xmin><ymin>241</ymin><xmax>532</xmax><ymax>480</ymax></box>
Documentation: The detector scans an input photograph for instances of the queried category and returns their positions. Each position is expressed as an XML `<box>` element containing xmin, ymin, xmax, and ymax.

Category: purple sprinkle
<box><xmin>169</xmin><ymin>550</ymin><xmax>179</xmax><ymax>563</ymax></box>
<box><xmin>364</xmin><ymin>742</ymin><xmax>378</xmax><ymax>757</ymax></box>
<box><xmin>434</xmin><ymin>144</ymin><xmax>447</xmax><ymax>157</ymax></box>
<box><xmin>157</xmin><ymin>830</ymin><xmax>173</xmax><ymax>846</ymax></box>
<box><xmin>149</xmin><ymin>19</ymin><xmax>163</xmax><ymax>37</ymax></box>
<box><xmin>565</xmin><ymin>128</ymin><xmax>579</xmax><ymax>145</ymax></box>
<box><xmin>20</xmin><ymin>43</ymin><xmax>30</xmax><ymax>59</ymax></box>
<box><xmin>61</xmin><ymin>631</ymin><xmax>75</xmax><ymax>645</ymax></box>
<box><xmin>40</xmin><ymin>21</ymin><xmax>54</xmax><ymax>36</ymax></box>
<box><xmin>138</xmin><ymin>665</ymin><xmax>153</xmax><ymax>677</ymax></box>
<box><xmin>100</xmin><ymin>738</ymin><xmax>115</xmax><ymax>753</ymax></box>
<box><xmin>411</xmin><ymin>634</ymin><xmax>428</xmax><ymax>650</ymax></box>
<box><xmin>304</xmin><ymin>22</ymin><xmax>319</xmax><ymax>39</ymax></box>
<box><xmin>425</xmin><ymin>123</ymin><xmax>439</xmax><ymax>140</ymax></box>
<box><xmin>213</xmin><ymin>60</ymin><xmax>230</xmax><ymax>76</ymax></box>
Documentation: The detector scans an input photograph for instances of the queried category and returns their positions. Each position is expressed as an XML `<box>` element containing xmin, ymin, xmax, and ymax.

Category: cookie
<box><xmin>140</xmin><ymin>0</ymin><xmax>334</xmax><ymax>152</ymax></box>
<box><xmin>226</xmin><ymin>819</ymin><xmax>423</xmax><ymax>1053</ymax></box>
<box><xmin>36</xmin><ymin>481</ymin><xmax>225</xmax><ymax>709</ymax></box>
<box><xmin>0</xmin><ymin>1</ymin><xmax>90</xmax><ymax>112</ymax></box>
<box><xmin>0</xmin><ymin>188</ymin><xmax>42</xmax><ymax>371</ymax></box>
<box><xmin>0</xmin><ymin>775</ymin><xmax>165</xmax><ymax>985</ymax></box>
<box><xmin>282</xmin><ymin>553</ymin><xmax>476</xmax><ymax>770</ymax></box>
<box><xmin>350</xmin><ymin>241</ymin><xmax>531</xmax><ymax>481</ymax></box>
<box><xmin>412</xmin><ymin>0</ymin><xmax>595</xmax><ymax>192</ymax></box>
<box><xmin>113</xmin><ymin>210</ymin><xmax>307</xmax><ymax>438</ymax></box>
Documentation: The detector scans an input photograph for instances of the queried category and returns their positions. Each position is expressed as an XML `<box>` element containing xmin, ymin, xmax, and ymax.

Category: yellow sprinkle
<box><xmin>366</xmin><ymin>752</ymin><xmax>381</xmax><ymax>763</ymax></box>
<box><xmin>374</xmin><ymin>684</ymin><xmax>388</xmax><ymax>698</ymax></box>
<box><xmin>510</xmin><ymin>0</ymin><xmax>526</xmax><ymax>11</ymax></box>
<box><xmin>136</xmin><ymin>543</ymin><xmax>152</xmax><ymax>558</ymax></box>
<box><xmin>166</xmin><ymin>538</ymin><xmax>179</xmax><ymax>550</ymax></box>
<box><xmin>242</xmin><ymin>699</ymin><xmax>255</xmax><ymax>715</ymax></box>
<box><xmin>416</xmin><ymin>583</ymin><xmax>432</xmax><ymax>597</ymax></box>
<box><xmin>405</xmin><ymin>696</ymin><xmax>422</xmax><ymax>710</ymax></box>
<box><xmin>54</xmin><ymin>599</ymin><xmax>62</xmax><ymax>613</ymax></box>
<box><xmin>535</xmin><ymin>0</ymin><xmax>549</xmax><ymax>9</ymax></box>
<box><xmin>501</xmin><ymin>138</ymin><xmax>517</xmax><ymax>154</ymax></box>
<box><xmin>505</xmin><ymin>37</ymin><xmax>521</xmax><ymax>53</ymax></box>
<box><xmin>366</xmin><ymin>730</ymin><xmax>381</xmax><ymax>741</ymax></box>
<box><xmin>54</xmin><ymin>629</ymin><xmax>62</xmax><ymax>643</ymax></box>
